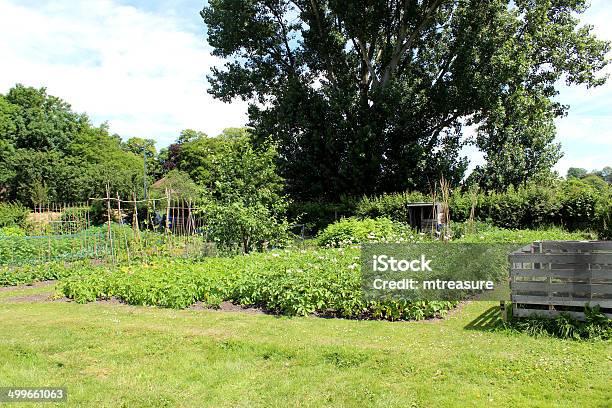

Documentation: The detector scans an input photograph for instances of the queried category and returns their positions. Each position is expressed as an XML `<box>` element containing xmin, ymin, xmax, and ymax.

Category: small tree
<box><xmin>198</xmin><ymin>136</ymin><xmax>290</xmax><ymax>252</ymax></box>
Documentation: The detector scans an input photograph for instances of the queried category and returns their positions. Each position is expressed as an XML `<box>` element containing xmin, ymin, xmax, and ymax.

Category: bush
<box><xmin>316</xmin><ymin>217</ymin><xmax>423</xmax><ymax>247</ymax></box>
<box><xmin>355</xmin><ymin>191</ymin><xmax>428</xmax><ymax>222</ymax></box>
<box><xmin>558</xmin><ymin>179</ymin><xmax>600</xmax><ymax>231</ymax></box>
<box><xmin>0</xmin><ymin>226</ymin><xmax>26</xmax><ymax>236</ymax></box>
<box><xmin>448</xmin><ymin>179</ymin><xmax>608</xmax><ymax>234</ymax></box>
<box><xmin>0</xmin><ymin>202</ymin><xmax>29</xmax><ymax>228</ymax></box>
<box><xmin>200</xmin><ymin>201</ymin><xmax>291</xmax><ymax>253</ymax></box>
<box><xmin>595</xmin><ymin>189</ymin><xmax>612</xmax><ymax>239</ymax></box>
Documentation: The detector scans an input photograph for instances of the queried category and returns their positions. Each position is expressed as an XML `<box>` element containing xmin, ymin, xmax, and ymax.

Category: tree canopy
<box><xmin>0</xmin><ymin>85</ymin><xmax>147</xmax><ymax>204</ymax></box>
<box><xmin>202</xmin><ymin>0</ymin><xmax>609</xmax><ymax>198</ymax></box>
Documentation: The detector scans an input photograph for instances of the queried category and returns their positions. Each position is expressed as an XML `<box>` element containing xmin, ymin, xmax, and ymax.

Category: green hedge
<box><xmin>352</xmin><ymin>180</ymin><xmax>609</xmax><ymax>237</ymax></box>
<box><xmin>355</xmin><ymin>191</ymin><xmax>429</xmax><ymax>222</ymax></box>
<box><xmin>451</xmin><ymin>180</ymin><xmax>609</xmax><ymax>234</ymax></box>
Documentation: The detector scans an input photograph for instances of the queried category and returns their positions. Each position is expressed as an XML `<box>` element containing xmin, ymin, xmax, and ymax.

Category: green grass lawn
<box><xmin>0</xmin><ymin>284</ymin><xmax>610</xmax><ymax>408</ymax></box>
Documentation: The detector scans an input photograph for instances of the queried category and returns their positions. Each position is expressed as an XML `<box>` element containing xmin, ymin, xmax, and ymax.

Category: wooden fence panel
<box><xmin>509</xmin><ymin>241</ymin><xmax>612</xmax><ymax>320</ymax></box>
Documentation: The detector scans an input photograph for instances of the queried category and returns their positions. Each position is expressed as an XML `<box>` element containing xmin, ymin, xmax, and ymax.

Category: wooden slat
<box><xmin>513</xmin><ymin>308</ymin><xmax>612</xmax><ymax>321</ymax></box>
<box><xmin>509</xmin><ymin>253</ymin><xmax>612</xmax><ymax>264</ymax></box>
<box><xmin>511</xmin><ymin>295</ymin><xmax>612</xmax><ymax>308</ymax></box>
<box><xmin>510</xmin><ymin>268</ymin><xmax>612</xmax><ymax>278</ymax></box>
<box><xmin>510</xmin><ymin>281</ymin><xmax>612</xmax><ymax>294</ymax></box>
<box><xmin>538</xmin><ymin>241</ymin><xmax>612</xmax><ymax>252</ymax></box>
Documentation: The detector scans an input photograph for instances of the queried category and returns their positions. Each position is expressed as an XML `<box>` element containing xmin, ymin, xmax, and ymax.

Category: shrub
<box><xmin>355</xmin><ymin>191</ymin><xmax>428</xmax><ymax>222</ymax></box>
<box><xmin>316</xmin><ymin>217</ymin><xmax>422</xmax><ymax>247</ymax></box>
<box><xmin>0</xmin><ymin>202</ymin><xmax>29</xmax><ymax>228</ymax></box>
<box><xmin>448</xmin><ymin>179</ymin><xmax>608</xmax><ymax>234</ymax></box>
<box><xmin>200</xmin><ymin>200</ymin><xmax>291</xmax><ymax>253</ymax></box>
<box><xmin>558</xmin><ymin>179</ymin><xmax>600</xmax><ymax>231</ymax></box>
<box><xmin>595</xmin><ymin>189</ymin><xmax>612</xmax><ymax>239</ymax></box>
<box><xmin>0</xmin><ymin>226</ymin><xmax>26</xmax><ymax>236</ymax></box>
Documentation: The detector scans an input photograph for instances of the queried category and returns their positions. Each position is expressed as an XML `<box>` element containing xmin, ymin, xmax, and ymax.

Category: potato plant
<box><xmin>58</xmin><ymin>248</ymin><xmax>457</xmax><ymax>321</ymax></box>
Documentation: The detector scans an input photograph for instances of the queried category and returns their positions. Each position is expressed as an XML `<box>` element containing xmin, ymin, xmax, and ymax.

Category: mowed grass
<box><xmin>0</xmin><ymin>285</ymin><xmax>610</xmax><ymax>408</ymax></box>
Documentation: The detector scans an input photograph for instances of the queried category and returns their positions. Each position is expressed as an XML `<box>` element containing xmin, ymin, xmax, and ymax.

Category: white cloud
<box><xmin>0</xmin><ymin>0</ymin><xmax>248</xmax><ymax>147</ymax></box>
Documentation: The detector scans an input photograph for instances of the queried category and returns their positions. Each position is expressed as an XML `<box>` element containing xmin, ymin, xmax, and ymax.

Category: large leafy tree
<box><xmin>164</xmin><ymin>127</ymin><xmax>253</xmax><ymax>187</ymax></box>
<box><xmin>202</xmin><ymin>0</ymin><xmax>608</xmax><ymax>198</ymax></box>
<box><xmin>0</xmin><ymin>85</ymin><xmax>146</xmax><ymax>204</ymax></box>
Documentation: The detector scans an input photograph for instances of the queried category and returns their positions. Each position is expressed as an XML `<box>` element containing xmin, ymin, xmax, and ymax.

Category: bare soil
<box><xmin>0</xmin><ymin>280</ymin><xmax>56</xmax><ymax>292</ymax></box>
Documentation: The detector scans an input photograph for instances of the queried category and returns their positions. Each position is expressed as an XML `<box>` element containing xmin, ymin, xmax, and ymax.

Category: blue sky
<box><xmin>0</xmin><ymin>0</ymin><xmax>610</xmax><ymax>176</ymax></box>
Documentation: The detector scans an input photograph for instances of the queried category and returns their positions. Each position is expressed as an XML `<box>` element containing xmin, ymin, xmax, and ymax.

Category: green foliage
<box><xmin>0</xmin><ymin>85</ymin><xmax>146</xmax><ymax>204</ymax></box>
<box><xmin>316</xmin><ymin>217</ymin><xmax>423</xmax><ymax>247</ymax></box>
<box><xmin>506</xmin><ymin>305</ymin><xmax>611</xmax><ymax>340</ymax></box>
<box><xmin>150</xmin><ymin>169</ymin><xmax>200</xmax><ymax>201</ymax></box>
<box><xmin>0</xmin><ymin>261</ymin><xmax>87</xmax><ymax>286</ymax></box>
<box><xmin>0</xmin><ymin>226</ymin><xmax>26</xmax><ymax>237</ymax></box>
<box><xmin>56</xmin><ymin>206</ymin><xmax>91</xmax><ymax>234</ymax></box>
<box><xmin>201</xmin><ymin>200</ymin><xmax>291</xmax><ymax>253</ymax></box>
<box><xmin>595</xmin><ymin>188</ymin><xmax>612</xmax><ymax>240</ymax></box>
<box><xmin>197</xmin><ymin>136</ymin><xmax>290</xmax><ymax>253</ymax></box>
<box><xmin>287</xmin><ymin>199</ymin><xmax>357</xmax><ymax>235</ymax></box>
<box><xmin>567</xmin><ymin>166</ymin><xmax>612</xmax><ymax>184</ymax></box>
<box><xmin>169</xmin><ymin>128</ymin><xmax>253</xmax><ymax>188</ymax></box>
<box><xmin>453</xmin><ymin>223</ymin><xmax>593</xmax><ymax>244</ymax></box>
<box><xmin>0</xmin><ymin>202</ymin><xmax>29</xmax><ymax>228</ymax></box>
<box><xmin>0</xmin><ymin>230</ymin><xmax>109</xmax><ymax>266</ymax></box>
<box><xmin>448</xmin><ymin>179</ymin><xmax>610</xmax><ymax>234</ymax></box>
<box><xmin>566</xmin><ymin>167</ymin><xmax>588</xmax><ymax>179</ymax></box>
<box><xmin>58</xmin><ymin>248</ymin><xmax>455</xmax><ymax>320</ymax></box>
<box><xmin>355</xmin><ymin>192</ymin><xmax>429</xmax><ymax>222</ymax></box>
<box><xmin>202</xmin><ymin>0</ymin><xmax>608</xmax><ymax>200</ymax></box>
<box><xmin>558</xmin><ymin>179</ymin><xmax>600</xmax><ymax>231</ymax></box>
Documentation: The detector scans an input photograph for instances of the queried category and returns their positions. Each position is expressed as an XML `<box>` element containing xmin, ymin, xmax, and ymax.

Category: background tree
<box><xmin>150</xmin><ymin>169</ymin><xmax>200</xmax><ymax>201</ymax></box>
<box><xmin>202</xmin><ymin>0</ymin><xmax>609</xmax><ymax>198</ymax></box>
<box><xmin>0</xmin><ymin>85</ymin><xmax>147</xmax><ymax>204</ymax></box>
<box><xmin>567</xmin><ymin>167</ymin><xmax>588</xmax><ymax>179</ymax></box>
<box><xmin>600</xmin><ymin>166</ymin><xmax>612</xmax><ymax>184</ymax></box>
<box><xmin>166</xmin><ymin>127</ymin><xmax>255</xmax><ymax>188</ymax></box>
<box><xmin>566</xmin><ymin>166</ymin><xmax>611</xmax><ymax>184</ymax></box>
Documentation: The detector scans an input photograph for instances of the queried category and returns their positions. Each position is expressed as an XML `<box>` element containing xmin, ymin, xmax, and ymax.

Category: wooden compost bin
<box><xmin>509</xmin><ymin>241</ymin><xmax>612</xmax><ymax>320</ymax></box>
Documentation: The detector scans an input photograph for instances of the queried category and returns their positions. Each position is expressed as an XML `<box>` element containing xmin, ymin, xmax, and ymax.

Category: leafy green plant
<box><xmin>0</xmin><ymin>226</ymin><xmax>26</xmax><ymax>236</ymax></box>
<box><xmin>316</xmin><ymin>217</ymin><xmax>424</xmax><ymax>247</ymax></box>
<box><xmin>506</xmin><ymin>305</ymin><xmax>611</xmax><ymax>340</ymax></box>
<box><xmin>0</xmin><ymin>261</ymin><xmax>90</xmax><ymax>286</ymax></box>
<box><xmin>595</xmin><ymin>189</ymin><xmax>612</xmax><ymax>239</ymax></box>
<box><xmin>355</xmin><ymin>192</ymin><xmax>429</xmax><ymax>222</ymax></box>
<box><xmin>57</xmin><ymin>248</ymin><xmax>455</xmax><ymax>321</ymax></box>
<box><xmin>0</xmin><ymin>202</ymin><xmax>29</xmax><ymax>228</ymax></box>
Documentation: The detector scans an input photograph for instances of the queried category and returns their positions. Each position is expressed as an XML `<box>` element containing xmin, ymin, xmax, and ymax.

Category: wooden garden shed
<box><xmin>405</xmin><ymin>202</ymin><xmax>444</xmax><ymax>232</ymax></box>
